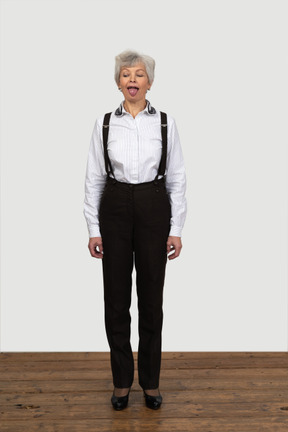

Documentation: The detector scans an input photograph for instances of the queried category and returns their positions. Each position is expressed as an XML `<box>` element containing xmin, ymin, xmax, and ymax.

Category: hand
<box><xmin>88</xmin><ymin>237</ymin><xmax>103</xmax><ymax>259</ymax></box>
<box><xmin>166</xmin><ymin>236</ymin><xmax>182</xmax><ymax>260</ymax></box>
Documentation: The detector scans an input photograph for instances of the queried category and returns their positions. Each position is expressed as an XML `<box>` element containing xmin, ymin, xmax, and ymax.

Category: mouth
<box><xmin>127</xmin><ymin>86</ymin><xmax>139</xmax><ymax>96</ymax></box>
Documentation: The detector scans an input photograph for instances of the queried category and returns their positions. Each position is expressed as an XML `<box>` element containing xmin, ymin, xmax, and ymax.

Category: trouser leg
<box><xmin>99</xmin><ymin>184</ymin><xmax>134</xmax><ymax>388</ymax></box>
<box><xmin>133</xmin><ymin>184</ymin><xmax>171</xmax><ymax>389</ymax></box>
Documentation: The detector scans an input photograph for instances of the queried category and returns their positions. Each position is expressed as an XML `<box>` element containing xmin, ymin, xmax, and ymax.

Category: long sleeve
<box><xmin>83</xmin><ymin>118</ymin><xmax>107</xmax><ymax>237</ymax></box>
<box><xmin>165</xmin><ymin>117</ymin><xmax>187</xmax><ymax>237</ymax></box>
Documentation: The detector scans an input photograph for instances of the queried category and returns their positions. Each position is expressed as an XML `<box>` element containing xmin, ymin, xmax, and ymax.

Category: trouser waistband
<box><xmin>105</xmin><ymin>175</ymin><xmax>166</xmax><ymax>190</ymax></box>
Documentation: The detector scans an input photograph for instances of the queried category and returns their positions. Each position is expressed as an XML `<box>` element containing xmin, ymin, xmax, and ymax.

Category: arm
<box><xmin>83</xmin><ymin>118</ymin><xmax>107</xmax><ymax>257</ymax></box>
<box><xmin>165</xmin><ymin>117</ymin><xmax>187</xmax><ymax>259</ymax></box>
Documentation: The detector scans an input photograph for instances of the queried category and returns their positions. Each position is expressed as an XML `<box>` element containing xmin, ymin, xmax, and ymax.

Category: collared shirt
<box><xmin>83</xmin><ymin>100</ymin><xmax>187</xmax><ymax>237</ymax></box>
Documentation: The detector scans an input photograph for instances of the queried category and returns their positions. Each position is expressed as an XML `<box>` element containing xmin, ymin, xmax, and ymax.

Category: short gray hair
<box><xmin>114</xmin><ymin>49</ymin><xmax>155</xmax><ymax>85</ymax></box>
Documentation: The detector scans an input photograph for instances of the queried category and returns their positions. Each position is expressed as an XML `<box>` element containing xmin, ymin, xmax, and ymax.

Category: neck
<box><xmin>123</xmin><ymin>99</ymin><xmax>147</xmax><ymax>118</ymax></box>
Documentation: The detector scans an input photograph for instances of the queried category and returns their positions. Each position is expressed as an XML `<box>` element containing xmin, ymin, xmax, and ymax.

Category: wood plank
<box><xmin>1</xmin><ymin>351</ymin><xmax>288</xmax><ymax>362</ymax></box>
<box><xmin>0</xmin><ymin>377</ymin><xmax>287</xmax><ymax>393</ymax></box>
<box><xmin>1</xmin><ymin>354</ymin><xmax>287</xmax><ymax>371</ymax></box>
<box><xmin>1</xmin><ymin>358</ymin><xmax>288</xmax><ymax>371</ymax></box>
<box><xmin>0</xmin><ymin>417</ymin><xmax>287</xmax><ymax>432</ymax></box>
<box><xmin>1</xmin><ymin>401</ymin><xmax>288</xmax><ymax>420</ymax></box>
<box><xmin>0</xmin><ymin>366</ymin><xmax>287</xmax><ymax>381</ymax></box>
<box><xmin>1</xmin><ymin>389</ymin><xmax>288</xmax><ymax>405</ymax></box>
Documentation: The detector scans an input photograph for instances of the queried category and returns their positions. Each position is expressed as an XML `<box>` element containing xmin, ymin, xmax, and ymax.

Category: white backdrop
<box><xmin>1</xmin><ymin>0</ymin><xmax>287</xmax><ymax>351</ymax></box>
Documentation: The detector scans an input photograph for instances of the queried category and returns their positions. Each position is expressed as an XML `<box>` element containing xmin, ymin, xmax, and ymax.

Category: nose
<box><xmin>129</xmin><ymin>74</ymin><xmax>137</xmax><ymax>82</ymax></box>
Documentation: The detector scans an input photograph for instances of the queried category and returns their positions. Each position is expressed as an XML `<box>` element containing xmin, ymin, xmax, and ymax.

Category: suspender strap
<box><xmin>102</xmin><ymin>112</ymin><xmax>115</xmax><ymax>178</ymax></box>
<box><xmin>156</xmin><ymin>111</ymin><xmax>168</xmax><ymax>179</ymax></box>
<box><xmin>102</xmin><ymin>110</ymin><xmax>168</xmax><ymax>181</ymax></box>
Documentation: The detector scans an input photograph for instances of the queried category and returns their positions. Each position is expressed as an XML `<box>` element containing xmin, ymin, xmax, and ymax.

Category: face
<box><xmin>118</xmin><ymin>63</ymin><xmax>152</xmax><ymax>103</ymax></box>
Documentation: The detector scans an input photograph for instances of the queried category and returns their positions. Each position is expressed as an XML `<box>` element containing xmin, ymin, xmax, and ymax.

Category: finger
<box><xmin>94</xmin><ymin>251</ymin><xmax>103</xmax><ymax>259</ymax></box>
<box><xmin>167</xmin><ymin>243</ymin><xmax>174</xmax><ymax>254</ymax></box>
<box><xmin>94</xmin><ymin>243</ymin><xmax>104</xmax><ymax>259</ymax></box>
<box><xmin>167</xmin><ymin>245</ymin><xmax>175</xmax><ymax>258</ymax></box>
<box><xmin>91</xmin><ymin>249</ymin><xmax>103</xmax><ymax>259</ymax></box>
<box><xmin>168</xmin><ymin>251</ymin><xmax>176</xmax><ymax>260</ymax></box>
<box><xmin>89</xmin><ymin>246</ymin><xmax>99</xmax><ymax>258</ymax></box>
<box><xmin>168</xmin><ymin>245</ymin><xmax>181</xmax><ymax>260</ymax></box>
<box><xmin>88</xmin><ymin>243</ymin><xmax>103</xmax><ymax>259</ymax></box>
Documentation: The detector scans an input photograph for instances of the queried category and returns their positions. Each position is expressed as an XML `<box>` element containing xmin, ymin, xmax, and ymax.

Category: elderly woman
<box><xmin>83</xmin><ymin>50</ymin><xmax>187</xmax><ymax>410</ymax></box>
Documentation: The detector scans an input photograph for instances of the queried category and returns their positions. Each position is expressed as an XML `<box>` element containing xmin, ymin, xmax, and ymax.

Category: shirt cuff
<box><xmin>168</xmin><ymin>225</ymin><xmax>183</xmax><ymax>237</ymax></box>
<box><xmin>88</xmin><ymin>224</ymin><xmax>101</xmax><ymax>238</ymax></box>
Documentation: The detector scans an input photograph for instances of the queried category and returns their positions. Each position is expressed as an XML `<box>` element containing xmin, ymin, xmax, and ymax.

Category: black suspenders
<box><xmin>102</xmin><ymin>111</ymin><xmax>168</xmax><ymax>181</ymax></box>
<box><xmin>102</xmin><ymin>112</ymin><xmax>114</xmax><ymax>178</ymax></box>
<box><xmin>158</xmin><ymin>111</ymin><xmax>168</xmax><ymax>179</ymax></box>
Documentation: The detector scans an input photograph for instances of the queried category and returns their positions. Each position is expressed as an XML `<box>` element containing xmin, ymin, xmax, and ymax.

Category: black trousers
<box><xmin>99</xmin><ymin>176</ymin><xmax>171</xmax><ymax>389</ymax></box>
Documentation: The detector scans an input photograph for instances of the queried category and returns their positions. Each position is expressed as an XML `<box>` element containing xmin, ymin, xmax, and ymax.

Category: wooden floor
<box><xmin>0</xmin><ymin>352</ymin><xmax>288</xmax><ymax>431</ymax></box>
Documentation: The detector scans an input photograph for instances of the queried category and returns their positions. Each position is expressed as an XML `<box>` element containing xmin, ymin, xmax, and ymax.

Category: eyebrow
<box><xmin>121</xmin><ymin>69</ymin><xmax>146</xmax><ymax>73</ymax></box>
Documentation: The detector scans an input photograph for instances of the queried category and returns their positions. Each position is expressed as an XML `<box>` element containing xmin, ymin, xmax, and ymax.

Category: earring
<box><xmin>118</xmin><ymin>88</ymin><xmax>122</xmax><ymax>91</ymax></box>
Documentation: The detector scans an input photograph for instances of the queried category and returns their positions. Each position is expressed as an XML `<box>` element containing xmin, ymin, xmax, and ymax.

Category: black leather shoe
<box><xmin>143</xmin><ymin>390</ymin><xmax>163</xmax><ymax>410</ymax></box>
<box><xmin>111</xmin><ymin>388</ymin><xmax>131</xmax><ymax>410</ymax></box>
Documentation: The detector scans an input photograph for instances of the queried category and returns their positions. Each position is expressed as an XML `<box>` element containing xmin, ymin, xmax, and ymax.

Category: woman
<box><xmin>83</xmin><ymin>50</ymin><xmax>187</xmax><ymax>410</ymax></box>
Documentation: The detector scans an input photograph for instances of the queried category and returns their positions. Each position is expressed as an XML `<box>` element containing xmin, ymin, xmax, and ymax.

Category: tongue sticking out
<box><xmin>128</xmin><ymin>87</ymin><xmax>138</xmax><ymax>96</ymax></box>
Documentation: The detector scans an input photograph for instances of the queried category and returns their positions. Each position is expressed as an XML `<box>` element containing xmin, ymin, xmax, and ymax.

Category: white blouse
<box><xmin>83</xmin><ymin>100</ymin><xmax>187</xmax><ymax>238</ymax></box>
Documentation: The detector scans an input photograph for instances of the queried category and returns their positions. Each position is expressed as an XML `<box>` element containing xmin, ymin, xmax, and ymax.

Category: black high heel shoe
<box><xmin>143</xmin><ymin>389</ymin><xmax>163</xmax><ymax>410</ymax></box>
<box><xmin>111</xmin><ymin>387</ymin><xmax>131</xmax><ymax>410</ymax></box>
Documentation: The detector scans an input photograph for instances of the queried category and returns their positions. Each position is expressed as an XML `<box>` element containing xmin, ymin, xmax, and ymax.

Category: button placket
<box><xmin>130</xmin><ymin>118</ymin><xmax>138</xmax><ymax>182</ymax></box>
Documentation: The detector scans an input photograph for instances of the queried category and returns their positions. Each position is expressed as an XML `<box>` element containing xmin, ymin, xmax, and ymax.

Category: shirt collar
<box><xmin>115</xmin><ymin>99</ymin><xmax>156</xmax><ymax>116</ymax></box>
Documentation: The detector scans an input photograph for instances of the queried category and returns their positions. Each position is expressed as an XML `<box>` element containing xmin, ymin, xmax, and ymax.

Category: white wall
<box><xmin>1</xmin><ymin>0</ymin><xmax>287</xmax><ymax>351</ymax></box>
